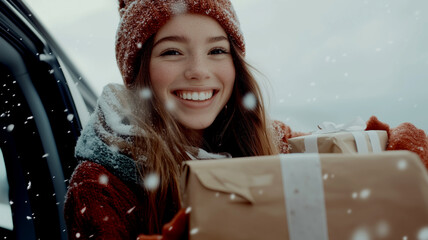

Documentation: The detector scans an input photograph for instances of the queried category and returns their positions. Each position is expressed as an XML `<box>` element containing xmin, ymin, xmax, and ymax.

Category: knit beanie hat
<box><xmin>116</xmin><ymin>0</ymin><xmax>245</xmax><ymax>87</ymax></box>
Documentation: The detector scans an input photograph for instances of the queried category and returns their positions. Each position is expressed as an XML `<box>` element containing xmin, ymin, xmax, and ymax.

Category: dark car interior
<box><xmin>1</xmin><ymin>0</ymin><xmax>97</xmax><ymax>239</ymax></box>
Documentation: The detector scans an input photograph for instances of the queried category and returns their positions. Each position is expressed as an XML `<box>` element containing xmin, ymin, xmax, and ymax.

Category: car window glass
<box><xmin>0</xmin><ymin>147</ymin><xmax>13</xmax><ymax>231</ymax></box>
<box><xmin>57</xmin><ymin>57</ymin><xmax>90</xmax><ymax>126</ymax></box>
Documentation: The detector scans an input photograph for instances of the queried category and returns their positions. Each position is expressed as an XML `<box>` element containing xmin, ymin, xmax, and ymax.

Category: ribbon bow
<box><xmin>315</xmin><ymin>117</ymin><xmax>366</xmax><ymax>134</ymax></box>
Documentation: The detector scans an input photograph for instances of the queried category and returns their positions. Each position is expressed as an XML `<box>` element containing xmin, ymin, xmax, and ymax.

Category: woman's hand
<box><xmin>137</xmin><ymin>208</ymin><xmax>189</xmax><ymax>240</ymax></box>
<box><xmin>366</xmin><ymin>116</ymin><xmax>428</xmax><ymax>168</ymax></box>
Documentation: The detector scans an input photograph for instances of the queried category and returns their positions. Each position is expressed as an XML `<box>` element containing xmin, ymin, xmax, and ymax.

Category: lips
<box><xmin>174</xmin><ymin>90</ymin><xmax>215</xmax><ymax>101</ymax></box>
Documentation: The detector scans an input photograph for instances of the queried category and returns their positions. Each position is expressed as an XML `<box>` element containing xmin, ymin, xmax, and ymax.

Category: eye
<box><xmin>160</xmin><ymin>49</ymin><xmax>181</xmax><ymax>56</ymax></box>
<box><xmin>209</xmin><ymin>48</ymin><xmax>229</xmax><ymax>55</ymax></box>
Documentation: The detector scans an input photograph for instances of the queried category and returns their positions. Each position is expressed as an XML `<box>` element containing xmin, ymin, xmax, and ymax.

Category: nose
<box><xmin>184</xmin><ymin>55</ymin><xmax>210</xmax><ymax>81</ymax></box>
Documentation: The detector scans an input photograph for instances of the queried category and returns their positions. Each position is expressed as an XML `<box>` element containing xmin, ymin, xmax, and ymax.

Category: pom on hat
<box><xmin>115</xmin><ymin>0</ymin><xmax>245</xmax><ymax>87</ymax></box>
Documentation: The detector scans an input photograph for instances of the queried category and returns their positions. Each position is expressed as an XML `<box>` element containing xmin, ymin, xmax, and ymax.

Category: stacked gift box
<box><xmin>181</xmin><ymin>119</ymin><xmax>428</xmax><ymax>240</ymax></box>
<box><xmin>288</xmin><ymin>118</ymin><xmax>388</xmax><ymax>154</ymax></box>
<box><xmin>288</xmin><ymin>130</ymin><xmax>387</xmax><ymax>154</ymax></box>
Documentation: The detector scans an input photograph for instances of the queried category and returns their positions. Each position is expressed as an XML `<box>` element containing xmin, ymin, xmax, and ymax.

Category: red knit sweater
<box><xmin>64</xmin><ymin>161</ymin><xmax>145</xmax><ymax>239</ymax></box>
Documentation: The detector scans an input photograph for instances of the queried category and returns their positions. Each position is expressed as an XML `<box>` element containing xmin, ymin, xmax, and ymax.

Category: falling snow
<box><xmin>230</xmin><ymin>193</ymin><xmax>236</xmax><ymax>200</ymax></box>
<box><xmin>418</xmin><ymin>227</ymin><xmax>428</xmax><ymax>240</ymax></box>
<box><xmin>190</xmin><ymin>228</ymin><xmax>199</xmax><ymax>235</ymax></box>
<box><xmin>6</xmin><ymin>124</ymin><xmax>14</xmax><ymax>132</ymax></box>
<box><xmin>144</xmin><ymin>173</ymin><xmax>160</xmax><ymax>190</ymax></box>
<box><xmin>170</xmin><ymin>1</ymin><xmax>188</xmax><ymax>15</ymax></box>
<box><xmin>99</xmin><ymin>174</ymin><xmax>109</xmax><ymax>185</ymax></box>
<box><xmin>165</xmin><ymin>99</ymin><xmax>176</xmax><ymax>111</ymax></box>
<box><xmin>243</xmin><ymin>93</ymin><xmax>256</xmax><ymax>110</ymax></box>
<box><xmin>139</xmin><ymin>88</ymin><xmax>152</xmax><ymax>99</ymax></box>
<box><xmin>375</xmin><ymin>221</ymin><xmax>390</xmax><ymax>238</ymax></box>
<box><xmin>67</xmin><ymin>114</ymin><xmax>74</xmax><ymax>122</ymax></box>
<box><xmin>109</xmin><ymin>145</ymin><xmax>119</xmax><ymax>153</ymax></box>
<box><xmin>127</xmin><ymin>206</ymin><xmax>136</xmax><ymax>214</ymax></box>
<box><xmin>351</xmin><ymin>227</ymin><xmax>371</xmax><ymax>240</ymax></box>
<box><xmin>359</xmin><ymin>189</ymin><xmax>371</xmax><ymax>199</ymax></box>
<box><xmin>397</xmin><ymin>159</ymin><xmax>408</xmax><ymax>170</ymax></box>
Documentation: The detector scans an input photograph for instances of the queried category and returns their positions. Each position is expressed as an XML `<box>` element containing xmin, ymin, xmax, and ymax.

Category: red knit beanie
<box><xmin>116</xmin><ymin>0</ymin><xmax>245</xmax><ymax>87</ymax></box>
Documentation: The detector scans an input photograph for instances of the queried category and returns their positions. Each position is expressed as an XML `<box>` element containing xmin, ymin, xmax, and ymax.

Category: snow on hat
<box><xmin>116</xmin><ymin>0</ymin><xmax>245</xmax><ymax>87</ymax></box>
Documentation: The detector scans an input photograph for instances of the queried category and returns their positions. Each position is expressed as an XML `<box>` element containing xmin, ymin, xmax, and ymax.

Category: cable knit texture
<box><xmin>116</xmin><ymin>0</ymin><xmax>245</xmax><ymax>86</ymax></box>
<box><xmin>65</xmin><ymin>161</ymin><xmax>143</xmax><ymax>239</ymax></box>
<box><xmin>366</xmin><ymin>116</ymin><xmax>428</xmax><ymax>168</ymax></box>
<box><xmin>270</xmin><ymin>120</ymin><xmax>307</xmax><ymax>153</ymax></box>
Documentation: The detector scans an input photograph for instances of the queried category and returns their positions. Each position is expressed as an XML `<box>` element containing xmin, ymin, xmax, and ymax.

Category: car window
<box><xmin>58</xmin><ymin>57</ymin><xmax>91</xmax><ymax>126</ymax></box>
<box><xmin>0</xmin><ymin>147</ymin><xmax>13</xmax><ymax>231</ymax></box>
<box><xmin>0</xmin><ymin>64</ymin><xmax>41</xmax><ymax>239</ymax></box>
<box><xmin>24</xmin><ymin>0</ymin><xmax>428</xmax><ymax>133</ymax></box>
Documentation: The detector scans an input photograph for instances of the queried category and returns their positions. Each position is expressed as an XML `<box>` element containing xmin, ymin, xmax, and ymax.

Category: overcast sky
<box><xmin>24</xmin><ymin>0</ymin><xmax>428</xmax><ymax>132</ymax></box>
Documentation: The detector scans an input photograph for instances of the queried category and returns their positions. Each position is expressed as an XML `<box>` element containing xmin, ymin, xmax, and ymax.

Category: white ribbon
<box><xmin>304</xmin><ymin>135</ymin><xmax>319</xmax><ymax>153</ymax></box>
<box><xmin>315</xmin><ymin>117</ymin><xmax>366</xmax><ymax>134</ymax></box>
<box><xmin>352</xmin><ymin>132</ymin><xmax>369</xmax><ymax>153</ymax></box>
<box><xmin>280</xmin><ymin>154</ymin><xmax>329</xmax><ymax>240</ymax></box>
<box><xmin>303</xmin><ymin>117</ymin><xmax>382</xmax><ymax>154</ymax></box>
<box><xmin>367</xmin><ymin>131</ymin><xmax>382</xmax><ymax>153</ymax></box>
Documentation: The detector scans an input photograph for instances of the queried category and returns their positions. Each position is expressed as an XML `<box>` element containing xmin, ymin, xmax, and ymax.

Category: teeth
<box><xmin>177</xmin><ymin>90</ymin><xmax>214</xmax><ymax>101</ymax></box>
<box><xmin>192</xmin><ymin>92</ymin><xmax>198</xmax><ymax>100</ymax></box>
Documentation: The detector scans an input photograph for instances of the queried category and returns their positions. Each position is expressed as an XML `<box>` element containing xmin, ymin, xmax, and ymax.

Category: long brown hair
<box><xmin>128</xmin><ymin>35</ymin><xmax>278</xmax><ymax>234</ymax></box>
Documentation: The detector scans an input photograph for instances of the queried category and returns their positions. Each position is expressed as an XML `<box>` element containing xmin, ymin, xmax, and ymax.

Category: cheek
<box><xmin>149</xmin><ymin>63</ymin><xmax>173</xmax><ymax>101</ymax></box>
<box><xmin>219</xmin><ymin>62</ymin><xmax>236</xmax><ymax>95</ymax></box>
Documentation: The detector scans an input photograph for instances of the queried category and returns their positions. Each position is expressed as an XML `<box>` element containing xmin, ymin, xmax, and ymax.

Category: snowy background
<box><xmin>24</xmin><ymin>0</ymin><xmax>428</xmax><ymax>132</ymax></box>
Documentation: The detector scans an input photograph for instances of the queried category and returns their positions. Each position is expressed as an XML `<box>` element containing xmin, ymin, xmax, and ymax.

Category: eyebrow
<box><xmin>207</xmin><ymin>36</ymin><xmax>228</xmax><ymax>43</ymax></box>
<box><xmin>153</xmin><ymin>35</ymin><xmax>228</xmax><ymax>47</ymax></box>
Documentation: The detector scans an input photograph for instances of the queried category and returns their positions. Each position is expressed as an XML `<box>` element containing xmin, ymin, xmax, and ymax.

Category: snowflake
<box><xmin>99</xmin><ymin>174</ymin><xmax>109</xmax><ymax>185</ymax></box>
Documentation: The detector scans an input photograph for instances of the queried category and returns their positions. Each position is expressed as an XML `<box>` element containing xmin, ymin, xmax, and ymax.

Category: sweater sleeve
<box><xmin>366</xmin><ymin>116</ymin><xmax>428</xmax><ymax>168</ymax></box>
<box><xmin>64</xmin><ymin>161</ymin><xmax>142</xmax><ymax>239</ymax></box>
<box><xmin>271</xmin><ymin>120</ymin><xmax>308</xmax><ymax>154</ymax></box>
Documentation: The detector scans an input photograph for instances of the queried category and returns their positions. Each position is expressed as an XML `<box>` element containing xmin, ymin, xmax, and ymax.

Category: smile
<box><xmin>174</xmin><ymin>90</ymin><xmax>215</xmax><ymax>101</ymax></box>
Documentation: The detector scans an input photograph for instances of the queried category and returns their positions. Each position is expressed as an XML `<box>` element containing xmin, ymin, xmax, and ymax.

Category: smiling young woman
<box><xmin>126</xmin><ymin>13</ymin><xmax>280</xmax><ymax>235</ymax></box>
<box><xmin>64</xmin><ymin>0</ymin><xmax>428</xmax><ymax>239</ymax></box>
<box><xmin>64</xmin><ymin>1</ymin><xmax>283</xmax><ymax>238</ymax></box>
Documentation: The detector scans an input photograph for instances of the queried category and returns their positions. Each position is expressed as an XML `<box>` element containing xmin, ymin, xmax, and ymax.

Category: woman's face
<box><xmin>150</xmin><ymin>14</ymin><xmax>235</xmax><ymax>131</ymax></box>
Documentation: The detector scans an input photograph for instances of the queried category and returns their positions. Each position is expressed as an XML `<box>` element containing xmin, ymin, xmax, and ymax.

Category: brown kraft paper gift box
<box><xmin>288</xmin><ymin>130</ymin><xmax>388</xmax><ymax>154</ymax></box>
<box><xmin>181</xmin><ymin>151</ymin><xmax>428</xmax><ymax>240</ymax></box>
